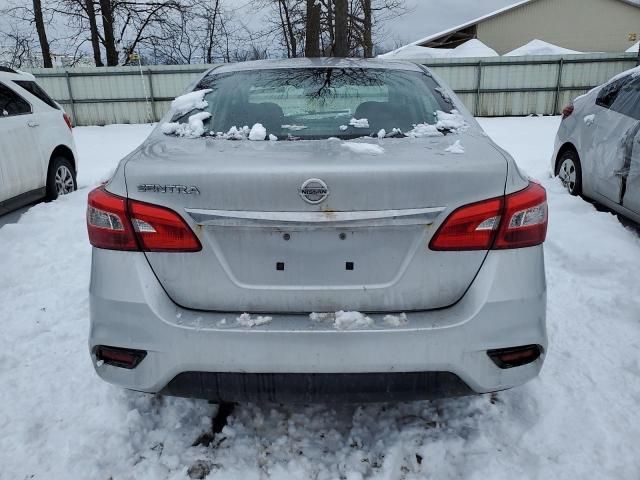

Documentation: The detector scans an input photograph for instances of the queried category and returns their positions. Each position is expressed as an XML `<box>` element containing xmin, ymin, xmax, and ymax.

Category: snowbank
<box><xmin>379</xmin><ymin>39</ymin><xmax>498</xmax><ymax>60</ymax></box>
<box><xmin>505</xmin><ymin>39</ymin><xmax>583</xmax><ymax>56</ymax></box>
<box><xmin>626</xmin><ymin>41</ymin><xmax>639</xmax><ymax>53</ymax></box>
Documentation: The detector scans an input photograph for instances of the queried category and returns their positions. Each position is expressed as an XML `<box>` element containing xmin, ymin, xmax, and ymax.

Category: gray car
<box><xmin>87</xmin><ymin>58</ymin><xmax>548</xmax><ymax>403</ymax></box>
<box><xmin>553</xmin><ymin>67</ymin><xmax>640</xmax><ymax>223</ymax></box>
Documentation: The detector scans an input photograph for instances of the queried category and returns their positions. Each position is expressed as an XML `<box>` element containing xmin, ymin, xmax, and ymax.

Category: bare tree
<box><xmin>32</xmin><ymin>0</ymin><xmax>53</xmax><ymax>67</ymax></box>
<box><xmin>98</xmin><ymin>0</ymin><xmax>118</xmax><ymax>65</ymax></box>
<box><xmin>85</xmin><ymin>0</ymin><xmax>104</xmax><ymax>66</ymax></box>
<box><xmin>333</xmin><ymin>0</ymin><xmax>348</xmax><ymax>56</ymax></box>
<box><xmin>305</xmin><ymin>0</ymin><xmax>321</xmax><ymax>57</ymax></box>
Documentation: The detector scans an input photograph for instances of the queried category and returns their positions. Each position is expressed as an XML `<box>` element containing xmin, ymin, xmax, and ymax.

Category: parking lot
<box><xmin>1</xmin><ymin>116</ymin><xmax>639</xmax><ymax>479</ymax></box>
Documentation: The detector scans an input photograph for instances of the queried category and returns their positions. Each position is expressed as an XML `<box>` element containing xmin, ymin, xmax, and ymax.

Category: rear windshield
<box><xmin>176</xmin><ymin>67</ymin><xmax>454</xmax><ymax>140</ymax></box>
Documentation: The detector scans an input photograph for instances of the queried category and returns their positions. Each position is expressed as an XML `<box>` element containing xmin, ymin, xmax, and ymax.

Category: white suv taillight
<box><xmin>430</xmin><ymin>182</ymin><xmax>548</xmax><ymax>251</ymax></box>
<box><xmin>87</xmin><ymin>186</ymin><xmax>201</xmax><ymax>252</ymax></box>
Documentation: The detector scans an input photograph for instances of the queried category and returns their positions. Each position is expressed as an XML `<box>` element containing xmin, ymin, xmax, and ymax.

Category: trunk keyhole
<box><xmin>276</xmin><ymin>262</ymin><xmax>285</xmax><ymax>271</ymax></box>
<box><xmin>339</xmin><ymin>233</ymin><xmax>347</xmax><ymax>240</ymax></box>
<box><xmin>283</xmin><ymin>233</ymin><xmax>290</xmax><ymax>241</ymax></box>
<box><xmin>346</xmin><ymin>262</ymin><xmax>354</xmax><ymax>271</ymax></box>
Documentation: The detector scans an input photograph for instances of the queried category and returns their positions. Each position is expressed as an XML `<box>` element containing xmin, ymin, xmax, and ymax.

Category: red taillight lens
<box><xmin>86</xmin><ymin>186</ymin><xmax>201</xmax><ymax>252</ymax></box>
<box><xmin>562</xmin><ymin>104</ymin><xmax>574</xmax><ymax>119</ymax></box>
<box><xmin>430</xmin><ymin>182</ymin><xmax>547</xmax><ymax>251</ymax></box>
<box><xmin>493</xmin><ymin>182</ymin><xmax>547</xmax><ymax>249</ymax></box>
<box><xmin>429</xmin><ymin>197</ymin><xmax>503</xmax><ymax>251</ymax></box>
<box><xmin>63</xmin><ymin>112</ymin><xmax>73</xmax><ymax>130</ymax></box>
<box><xmin>129</xmin><ymin>200</ymin><xmax>201</xmax><ymax>252</ymax></box>
<box><xmin>87</xmin><ymin>187</ymin><xmax>138</xmax><ymax>250</ymax></box>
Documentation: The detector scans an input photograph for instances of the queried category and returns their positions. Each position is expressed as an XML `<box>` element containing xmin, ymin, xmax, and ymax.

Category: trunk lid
<box><xmin>124</xmin><ymin>132</ymin><xmax>507</xmax><ymax>313</ymax></box>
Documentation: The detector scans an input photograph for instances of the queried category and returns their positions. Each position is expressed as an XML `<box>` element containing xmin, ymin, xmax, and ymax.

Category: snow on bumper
<box><xmin>88</xmin><ymin>247</ymin><xmax>547</xmax><ymax>398</ymax></box>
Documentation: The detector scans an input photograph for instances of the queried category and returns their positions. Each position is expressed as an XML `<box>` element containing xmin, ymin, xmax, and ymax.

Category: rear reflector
<box><xmin>95</xmin><ymin>345</ymin><xmax>147</xmax><ymax>369</ymax></box>
<box><xmin>87</xmin><ymin>186</ymin><xmax>201</xmax><ymax>252</ymax></box>
<box><xmin>430</xmin><ymin>182</ymin><xmax>547</xmax><ymax>251</ymax></box>
<box><xmin>487</xmin><ymin>345</ymin><xmax>542</xmax><ymax>369</ymax></box>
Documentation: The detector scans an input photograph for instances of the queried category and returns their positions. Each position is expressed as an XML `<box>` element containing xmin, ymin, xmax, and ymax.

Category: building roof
<box><xmin>399</xmin><ymin>0</ymin><xmax>640</xmax><ymax>50</ymax></box>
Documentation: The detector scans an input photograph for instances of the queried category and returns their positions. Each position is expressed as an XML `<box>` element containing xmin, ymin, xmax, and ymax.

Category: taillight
<box><xmin>128</xmin><ymin>199</ymin><xmax>201</xmax><ymax>252</ymax></box>
<box><xmin>561</xmin><ymin>104</ymin><xmax>574</xmax><ymax>119</ymax></box>
<box><xmin>63</xmin><ymin>112</ymin><xmax>73</xmax><ymax>130</ymax></box>
<box><xmin>429</xmin><ymin>197</ymin><xmax>503</xmax><ymax>251</ymax></box>
<box><xmin>87</xmin><ymin>187</ymin><xmax>138</xmax><ymax>250</ymax></box>
<box><xmin>87</xmin><ymin>186</ymin><xmax>201</xmax><ymax>252</ymax></box>
<box><xmin>430</xmin><ymin>182</ymin><xmax>547</xmax><ymax>251</ymax></box>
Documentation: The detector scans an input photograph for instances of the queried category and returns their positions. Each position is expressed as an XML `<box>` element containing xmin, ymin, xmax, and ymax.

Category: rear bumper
<box><xmin>89</xmin><ymin>246</ymin><xmax>547</xmax><ymax>402</ymax></box>
<box><xmin>162</xmin><ymin>372</ymin><xmax>474</xmax><ymax>403</ymax></box>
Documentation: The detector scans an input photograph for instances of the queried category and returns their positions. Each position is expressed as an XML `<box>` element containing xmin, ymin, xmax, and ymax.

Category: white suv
<box><xmin>0</xmin><ymin>67</ymin><xmax>78</xmax><ymax>215</ymax></box>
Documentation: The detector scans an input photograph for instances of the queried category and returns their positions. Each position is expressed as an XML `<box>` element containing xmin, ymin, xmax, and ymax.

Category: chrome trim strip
<box><xmin>185</xmin><ymin>207</ymin><xmax>446</xmax><ymax>228</ymax></box>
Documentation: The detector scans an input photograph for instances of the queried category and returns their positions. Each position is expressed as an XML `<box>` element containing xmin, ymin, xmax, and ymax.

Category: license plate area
<box><xmin>207</xmin><ymin>226</ymin><xmax>424</xmax><ymax>287</ymax></box>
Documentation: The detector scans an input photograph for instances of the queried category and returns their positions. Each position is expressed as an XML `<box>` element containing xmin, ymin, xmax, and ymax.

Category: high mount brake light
<box><xmin>430</xmin><ymin>182</ymin><xmax>547</xmax><ymax>251</ymax></box>
<box><xmin>86</xmin><ymin>186</ymin><xmax>201</xmax><ymax>252</ymax></box>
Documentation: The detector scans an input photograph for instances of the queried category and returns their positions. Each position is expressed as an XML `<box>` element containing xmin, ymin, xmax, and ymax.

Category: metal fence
<box><xmin>26</xmin><ymin>53</ymin><xmax>638</xmax><ymax>126</ymax></box>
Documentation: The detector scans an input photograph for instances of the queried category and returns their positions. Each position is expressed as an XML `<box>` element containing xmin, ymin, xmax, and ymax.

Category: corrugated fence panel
<box><xmin>26</xmin><ymin>54</ymin><xmax>637</xmax><ymax>126</ymax></box>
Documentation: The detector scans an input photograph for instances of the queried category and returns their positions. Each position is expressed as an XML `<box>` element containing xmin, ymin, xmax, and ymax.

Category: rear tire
<box><xmin>555</xmin><ymin>149</ymin><xmax>582</xmax><ymax>196</ymax></box>
<box><xmin>46</xmin><ymin>156</ymin><xmax>77</xmax><ymax>200</ymax></box>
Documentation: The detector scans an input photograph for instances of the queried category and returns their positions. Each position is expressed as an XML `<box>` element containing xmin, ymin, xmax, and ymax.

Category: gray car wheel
<box><xmin>47</xmin><ymin>157</ymin><xmax>77</xmax><ymax>200</ymax></box>
<box><xmin>556</xmin><ymin>150</ymin><xmax>582</xmax><ymax>196</ymax></box>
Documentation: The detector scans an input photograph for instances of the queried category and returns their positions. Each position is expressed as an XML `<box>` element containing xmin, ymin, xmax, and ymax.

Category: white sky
<box><xmin>0</xmin><ymin>0</ymin><xmax>518</xmax><ymax>52</ymax></box>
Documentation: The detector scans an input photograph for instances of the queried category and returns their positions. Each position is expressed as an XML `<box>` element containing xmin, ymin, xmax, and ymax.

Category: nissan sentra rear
<box><xmin>87</xmin><ymin>58</ymin><xmax>547</xmax><ymax>403</ymax></box>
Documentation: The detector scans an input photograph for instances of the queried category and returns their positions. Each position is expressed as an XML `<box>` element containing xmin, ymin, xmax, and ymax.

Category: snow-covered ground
<box><xmin>1</xmin><ymin>118</ymin><xmax>640</xmax><ymax>479</ymax></box>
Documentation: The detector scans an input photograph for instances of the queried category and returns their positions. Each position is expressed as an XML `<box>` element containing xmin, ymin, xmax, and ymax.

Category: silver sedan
<box><xmin>553</xmin><ymin>67</ymin><xmax>640</xmax><ymax>223</ymax></box>
<box><xmin>87</xmin><ymin>58</ymin><xmax>548</xmax><ymax>403</ymax></box>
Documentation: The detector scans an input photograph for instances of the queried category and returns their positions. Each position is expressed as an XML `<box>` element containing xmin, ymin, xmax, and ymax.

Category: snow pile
<box><xmin>282</xmin><ymin>124</ymin><xmax>307</xmax><ymax>131</ymax></box>
<box><xmin>161</xmin><ymin>111</ymin><xmax>211</xmax><ymax>138</ymax></box>
<box><xmin>583</xmin><ymin>114</ymin><xmax>596</xmax><ymax>125</ymax></box>
<box><xmin>170</xmin><ymin>89</ymin><xmax>211</xmax><ymax>116</ymax></box>
<box><xmin>407</xmin><ymin>110</ymin><xmax>467</xmax><ymax>138</ymax></box>
<box><xmin>341</xmin><ymin>142</ymin><xmax>385</xmax><ymax>155</ymax></box>
<box><xmin>505</xmin><ymin>39</ymin><xmax>583</xmax><ymax>56</ymax></box>
<box><xmin>379</xmin><ymin>39</ymin><xmax>498</xmax><ymax>59</ymax></box>
<box><xmin>445</xmin><ymin>140</ymin><xmax>465</xmax><ymax>154</ymax></box>
<box><xmin>406</xmin><ymin>123</ymin><xmax>442</xmax><ymax>137</ymax></box>
<box><xmin>222</xmin><ymin>125</ymin><xmax>249</xmax><ymax>140</ymax></box>
<box><xmin>268</xmin><ymin>134</ymin><xmax>278</xmax><ymax>141</ymax></box>
<box><xmin>377</xmin><ymin>129</ymin><xmax>386</xmax><ymax>139</ymax></box>
<box><xmin>383</xmin><ymin>313</ymin><xmax>408</xmax><ymax>327</ymax></box>
<box><xmin>248</xmin><ymin>123</ymin><xmax>266</xmax><ymax>141</ymax></box>
<box><xmin>333</xmin><ymin>311</ymin><xmax>374</xmax><ymax>330</ymax></box>
<box><xmin>626</xmin><ymin>41</ymin><xmax>639</xmax><ymax>53</ymax></box>
<box><xmin>451</xmin><ymin>39</ymin><xmax>498</xmax><ymax>57</ymax></box>
<box><xmin>349</xmin><ymin>118</ymin><xmax>370</xmax><ymax>128</ymax></box>
<box><xmin>339</xmin><ymin>125</ymin><xmax>348</xmax><ymax>131</ymax></box>
<box><xmin>435</xmin><ymin>109</ymin><xmax>467</xmax><ymax>131</ymax></box>
<box><xmin>236</xmin><ymin>313</ymin><xmax>272</xmax><ymax>327</ymax></box>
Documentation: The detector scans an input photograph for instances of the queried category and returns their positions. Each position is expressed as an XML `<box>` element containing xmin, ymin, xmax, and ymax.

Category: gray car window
<box><xmin>192</xmin><ymin>68</ymin><xmax>452</xmax><ymax>139</ymax></box>
<box><xmin>596</xmin><ymin>75</ymin><xmax>633</xmax><ymax>110</ymax></box>
<box><xmin>0</xmin><ymin>82</ymin><xmax>31</xmax><ymax>116</ymax></box>
<box><xmin>610</xmin><ymin>77</ymin><xmax>640</xmax><ymax>121</ymax></box>
<box><xmin>13</xmin><ymin>80</ymin><xmax>60</xmax><ymax>110</ymax></box>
